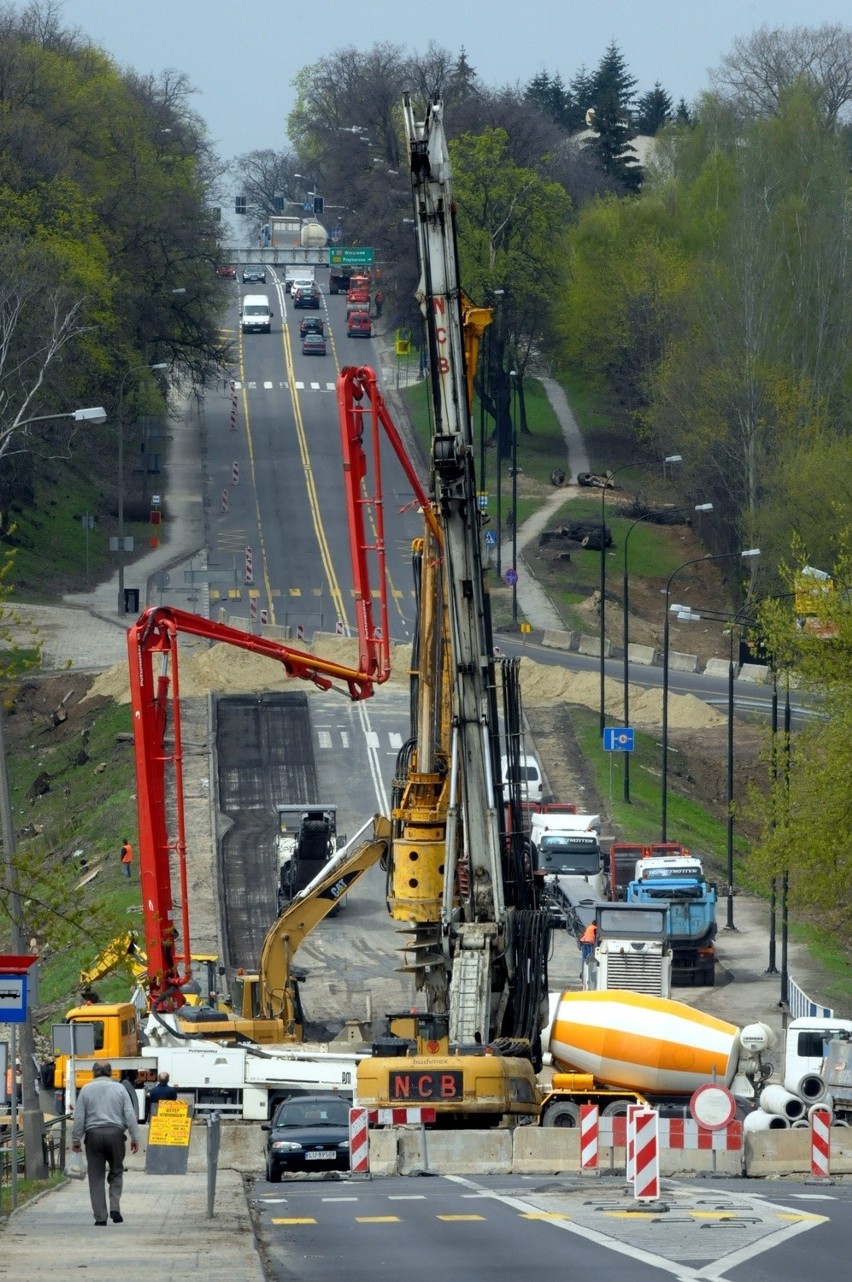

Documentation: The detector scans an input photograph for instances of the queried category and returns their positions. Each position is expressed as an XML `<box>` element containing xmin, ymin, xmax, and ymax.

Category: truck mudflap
<box><xmin>671</xmin><ymin>945</ymin><xmax>716</xmax><ymax>987</ymax></box>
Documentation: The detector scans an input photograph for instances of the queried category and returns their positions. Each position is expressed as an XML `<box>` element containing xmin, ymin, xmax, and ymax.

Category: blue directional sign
<box><xmin>603</xmin><ymin>727</ymin><xmax>635</xmax><ymax>753</ymax></box>
<box><xmin>504</xmin><ymin>568</ymin><xmax>518</xmax><ymax>586</ymax></box>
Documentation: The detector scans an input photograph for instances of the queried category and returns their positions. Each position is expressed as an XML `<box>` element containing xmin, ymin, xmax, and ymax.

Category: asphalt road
<box><xmin>252</xmin><ymin>1170</ymin><xmax>851</xmax><ymax>1282</ymax></box>
<box><xmin>209</xmin><ymin>275</ymin><xmax>422</xmax><ymax>641</ymax></box>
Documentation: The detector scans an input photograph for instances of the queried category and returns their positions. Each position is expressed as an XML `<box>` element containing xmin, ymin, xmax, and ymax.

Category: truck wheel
<box><xmin>602</xmin><ymin>1100</ymin><xmax>630</xmax><ymax>1117</ymax></box>
<box><xmin>541</xmin><ymin>1100</ymin><xmax>581</xmax><ymax>1128</ymax></box>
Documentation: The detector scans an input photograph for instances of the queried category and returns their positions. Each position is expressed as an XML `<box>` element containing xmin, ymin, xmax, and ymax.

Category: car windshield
<box><xmin>245</xmin><ymin>305</ymin><xmax>267</xmax><ymax>316</ymax></box>
<box><xmin>274</xmin><ymin>1100</ymin><xmax>348</xmax><ymax>1128</ymax></box>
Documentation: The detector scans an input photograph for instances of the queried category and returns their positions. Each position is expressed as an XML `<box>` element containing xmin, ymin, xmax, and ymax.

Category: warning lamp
<box><xmin>150</xmin><ymin>509</ymin><xmax>161</xmax><ymax>525</ymax></box>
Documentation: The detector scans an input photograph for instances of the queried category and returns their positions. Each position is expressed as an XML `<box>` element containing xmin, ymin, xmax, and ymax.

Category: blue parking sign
<box><xmin>603</xmin><ymin>727</ymin><xmax>635</xmax><ymax>752</ymax></box>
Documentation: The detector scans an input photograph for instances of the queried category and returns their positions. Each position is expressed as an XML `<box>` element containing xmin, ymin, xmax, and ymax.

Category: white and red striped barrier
<box><xmin>367</xmin><ymin>1107</ymin><xmax>437</xmax><ymax>1125</ymax></box>
<box><xmin>810</xmin><ymin>1107</ymin><xmax>831</xmax><ymax>1178</ymax></box>
<box><xmin>249</xmin><ymin>598</ymin><xmax>257</xmax><ymax>622</ymax></box>
<box><xmin>580</xmin><ymin>1104</ymin><xmax>599</xmax><ymax>1171</ymax></box>
<box><xmin>625</xmin><ymin>1103</ymin><xmax>643</xmax><ymax>1182</ymax></box>
<box><xmin>602</xmin><ymin>1116</ymin><xmax>743</xmax><ymax>1151</ymax></box>
<box><xmin>221</xmin><ymin>488</ymin><xmax>229</xmax><ymax>513</ymax></box>
<box><xmin>349</xmin><ymin>1107</ymin><xmax>370</xmax><ymax>1174</ymax></box>
<box><xmin>232</xmin><ymin>460</ymin><xmax>240</xmax><ymax>485</ymax></box>
<box><xmin>633</xmin><ymin>1108</ymin><xmax>660</xmax><ymax>1201</ymax></box>
<box><xmin>245</xmin><ymin>545</ymin><xmax>253</xmax><ymax>584</ymax></box>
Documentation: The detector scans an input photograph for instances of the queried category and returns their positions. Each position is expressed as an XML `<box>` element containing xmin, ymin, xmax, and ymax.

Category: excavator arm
<box><xmin>255</xmin><ymin>814</ymin><xmax>391</xmax><ymax>1021</ymax></box>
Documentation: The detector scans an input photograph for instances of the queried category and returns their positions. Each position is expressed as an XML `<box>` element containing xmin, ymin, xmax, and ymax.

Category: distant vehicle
<box><xmin>301</xmin><ymin>332</ymin><xmax>327</xmax><ymax>356</ymax></box>
<box><xmin>500</xmin><ymin>753</ymin><xmax>544</xmax><ymax>805</ymax></box>
<box><xmin>299</xmin><ymin>316</ymin><xmax>325</xmax><ymax>337</ymax></box>
<box><xmin>241</xmin><ymin>294</ymin><xmax>273</xmax><ymax>334</ymax></box>
<box><xmin>293</xmin><ymin>284</ymin><xmax>321</xmax><ymax>309</ymax></box>
<box><xmin>345</xmin><ymin>289</ymin><xmax>370</xmax><ymax>314</ymax></box>
<box><xmin>216</xmin><ymin>264</ymin><xmax>237</xmax><ymax>279</ymax></box>
<box><xmin>347</xmin><ymin>310</ymin><xmax>372</xmax><ymax>338</ymax></box>
<box><xmin>242</xmin><ymin>264</ymin><xmax>267</xmax><ymax>283</ymax></box>
<box><xmin>261</xmin><ymin>1094</ymin><xmax>351</xmax><ymax>1180</ymax></box>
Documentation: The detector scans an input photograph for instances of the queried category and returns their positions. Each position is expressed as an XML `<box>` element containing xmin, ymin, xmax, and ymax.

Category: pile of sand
<box><xmin>89</xmin><ymin>635</ymin><xmax>723</xmax><ymax>732</ymax></box>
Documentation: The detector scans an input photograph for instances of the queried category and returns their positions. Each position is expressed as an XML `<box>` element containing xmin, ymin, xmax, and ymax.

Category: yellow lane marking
<box><xmin>776</xmin><ymin>1213</ymin><xmax>826</xmax><ymax>1222</ymax></box>
<box><xmin>236</xmin><ymin>324</ymin><xmax>276</xmax><ymax>621</ymax></box>
<box><xmin>436</xmin><ymin>1214</ymin><xmax>486</xmax><ymax>1222</ymax></box>
<box><xmin>605</xmin><ymin>1211</ymin><xmax>658</xmax><ymax>1219</ymax></box>
<box><xmin>520</xmin><ymin>1212</ymin><xmax>569</xmax><ymax>1221</ymax></box>
<box><xmin>355</xmin><ymin>1216</ymin><xmax>401</xmax><ymax>1224</ymax></box>
<box><xmin>271</xmin><ymin>1217</ymin><xmax>316</xmax><ymax>1225</ymax></box>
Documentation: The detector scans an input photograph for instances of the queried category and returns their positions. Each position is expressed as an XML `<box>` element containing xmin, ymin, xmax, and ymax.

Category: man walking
<box><xmin>71</xmin><ymin>1061</ymin><xmax>139</xmax><ymax>1225</ymax></box>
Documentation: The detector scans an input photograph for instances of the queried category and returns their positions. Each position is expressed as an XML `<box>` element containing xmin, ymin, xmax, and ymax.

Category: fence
<box><xmin>787</xmin><ymin>974</ymin><xmax>833</xmax><ymax>1021</ymax></box>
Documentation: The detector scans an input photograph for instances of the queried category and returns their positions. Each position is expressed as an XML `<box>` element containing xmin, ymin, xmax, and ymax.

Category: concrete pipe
<box><xmin>807</xmin><ymin>1101</ymin><xmax>833</xmax><ymax>1124</ymax></box>
<box><xmin>797</xmin><ymin>1073</ymin><xmax>827</xmax><ymax>1102</ymax></box>
<box><xmin>760</xmin><ymin>1084</ymin><xmax>806</xmax><ymax>1121</ymax></box>
<box><xmin>791</xmin><ymin>1119</ymin><xmax>810</xmax><ymax>1129</ymax></box>
<box><xmin>743</xmin><ymin>1109</ymin><xmax>789</xmax><ymax>1132</ymax></box>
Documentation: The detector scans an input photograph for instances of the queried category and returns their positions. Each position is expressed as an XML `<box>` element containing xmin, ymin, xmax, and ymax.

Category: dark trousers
<box><xmin>84</xmin><ymin>1125</ymin><xmax>126</xmax><ymax>1221</ymax></box>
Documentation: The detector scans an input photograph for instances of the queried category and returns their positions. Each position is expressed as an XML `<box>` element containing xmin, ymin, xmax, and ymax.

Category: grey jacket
<box><xmin>71</xmin><ymin>1076</ymin><xmax>140</xmax><ymax>1145</ymax></box>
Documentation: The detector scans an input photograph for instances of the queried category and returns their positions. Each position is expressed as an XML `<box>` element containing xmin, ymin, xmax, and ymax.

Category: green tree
<box><xmin>749</xmin><ymin>543</ymin><xmax>852</xmax><ymax>942</ymax></box>
<box><xmin>635</xmin><ymin>83</ymin><xmax>674</xmax><ymax>135</ymax></box>
<box><xmin>449</xmin><ymin>127</ymin><xmax>572</xmax><ymax>454</ymax></box>
<box><xmin>591</xmin><ymin>40</ymin><xmax>638</xmax><ymax>113</ymax></box>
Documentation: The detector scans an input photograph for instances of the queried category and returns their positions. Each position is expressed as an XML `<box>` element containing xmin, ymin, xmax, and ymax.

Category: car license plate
<box><xmin>305</xmin><ymin>1150</ymin><xmax>335</xmax><ymax>1161</ymax></box>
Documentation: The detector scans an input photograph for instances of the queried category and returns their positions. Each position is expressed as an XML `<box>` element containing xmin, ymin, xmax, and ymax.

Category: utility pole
<box><xmin>0</xmin><ymin>701</ymin><xmax>47</xmax><ymax>1178</ymax></box>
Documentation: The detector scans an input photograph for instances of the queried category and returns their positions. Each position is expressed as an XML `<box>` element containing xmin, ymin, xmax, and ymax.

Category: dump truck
<box><xmin>627</xmin><ymin>855</ymin><xmax>717</xmax><ymax>986</ymax></box>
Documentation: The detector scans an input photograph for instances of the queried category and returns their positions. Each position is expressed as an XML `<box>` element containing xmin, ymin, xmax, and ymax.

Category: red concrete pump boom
<box><xmin>128</xmin><ymin>596</ymin><xmax>389</xmax><ymax>1010</ymax></box>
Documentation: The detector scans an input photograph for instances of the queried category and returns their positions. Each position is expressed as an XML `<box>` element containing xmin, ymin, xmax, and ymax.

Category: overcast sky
<box><xmin>55</xmin><ymin>0</ymin><xmax>850</xmax><ymax>163</ymax></box>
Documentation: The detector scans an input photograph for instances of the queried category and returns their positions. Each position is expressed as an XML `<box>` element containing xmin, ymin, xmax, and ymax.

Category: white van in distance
<box><xmin>500</xmin><ymin>753</ymin><xmax>543</xmax><ymax>804</ymax></box>
<box><xmin>241</xmin><ymin>294</ymin><xmax>273</xmax><ymax>333</ymax></box>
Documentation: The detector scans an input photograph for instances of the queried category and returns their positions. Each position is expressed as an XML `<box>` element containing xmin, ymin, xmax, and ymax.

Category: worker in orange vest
<box><xmin>120</xmin><ymin>838</ymin><xmax>134</xmax><ymax>880</ymax></box>
<box><xmin>579</xmin><ymin>921</ymin><xmax>598</xmax><ymax>961</ymax></box>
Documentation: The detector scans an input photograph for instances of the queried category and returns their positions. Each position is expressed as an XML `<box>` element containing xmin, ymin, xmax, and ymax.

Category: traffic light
<box><xmin>273</xmin><ymin>194</ymin><xmax>284</xmax><ymax>212</ymax></box>
<box><xmin>313</xmin><ymin>195</ymin><xmax>324</xmax><ymax>217</ymax></box>
<box><xmin>235</xmin><ymin>195</ymin><xmax>247</xmax><ymax>215</ymax></box>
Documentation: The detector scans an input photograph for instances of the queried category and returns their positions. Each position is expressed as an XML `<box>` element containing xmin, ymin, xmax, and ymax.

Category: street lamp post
<box><xmin>622</xmin><ymin>503</ymin><xmax>712</xmax><ymax>802</ymax></box>
<box><xmin>117</xmin><ymin>363</ymin><xmax>167</xmax><ymax>615</ymax></box>
<box><xmin>599</xmin><ymin>455</ymin><xmax>681</xmax><ymax>737</ymax></box>
<box><xmin>661</xmin><ymin>548</ymin><xmax>760</xmax><ymax>840</ymax></box>
<box><xmin>509</xmin><ymin>370</ymin><xmax>518</xmax><ymax>624</ymax></box>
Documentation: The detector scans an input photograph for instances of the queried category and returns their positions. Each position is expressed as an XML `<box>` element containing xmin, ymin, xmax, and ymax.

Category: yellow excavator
<box><xmin>79</xmin><ymin>931</ymin><xmax>219</xmax><ymax>1009</ymax></box>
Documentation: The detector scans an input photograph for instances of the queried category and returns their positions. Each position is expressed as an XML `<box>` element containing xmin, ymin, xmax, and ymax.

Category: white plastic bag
<box><xmin>65</xmin><ymin>1149</ymin><xmax>86</xmax><ymax>1180</ymax></box>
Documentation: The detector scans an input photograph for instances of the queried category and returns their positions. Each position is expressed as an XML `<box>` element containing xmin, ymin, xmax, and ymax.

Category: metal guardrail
<box><xmin>787</xmin><ymin>975</ymin><xmax>833</xmax><ymax>1020</ymax></box>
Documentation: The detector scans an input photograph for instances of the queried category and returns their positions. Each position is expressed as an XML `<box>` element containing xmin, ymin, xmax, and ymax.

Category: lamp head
<box><xmin>73</xmin><ymin>406</ymin><xmax>107</xmax><ymax>424</ymax></box>
<box><xmin>741</xmin><ymin>548</ymin><xmax>761</xmax><ymax>558</ymax></box>
<box><xmin>665</xmin><ymin>454</ymin><xmax>683</xmax><ymax>464</ymax></box>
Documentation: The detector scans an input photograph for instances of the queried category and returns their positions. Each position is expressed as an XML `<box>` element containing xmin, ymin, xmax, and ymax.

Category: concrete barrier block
<box><xmin>367</xmin><ymin>1127</ymin><xmax>399</xmax><ymax>1176</ymax></box>
<box><xmin>745</xmin><ymin>1126</ymin><xmax>852</xmax><ymax>1176</ymax></box>
<box><xmin>541</xmin><ymin>629</ymin><xmax>576</xmax><ymax>652</ymax></box>
<box><xmin>703</xmin><ymin>657</ymin><xmax>730</xmax><ymax>678</ymax></box>
<box><xmin>513</xmin><ymin>1126</ymin><xmax>579</xmax><ymax>1173</ymax></box>
<box><xmin>398</xmin><ymin>1127</ymin><xmax>512</xmax><ymax>1175</ymax></box>
<box><xmin>260</xmin><ymin>624</ymin><xmax>291</xmax><ymax>642</ymax></box>
<box><xmin>577</xmin><ymin>633</ymin><xmax>611</xmax><ymax>659</ymax></box>
<box><xmin>628</xmin><ymin>643</ymin><xmax>658</xmax><ymax>666</ymax></box>
<box><xmin>669</xmin><ymin>650</ymin><xmax>699</xmax><ymax>673</ymax></box>
<box><xmin>739</xmin><ymin>664</ymin><xmax>770</xmax><ymax>684</ymax></box>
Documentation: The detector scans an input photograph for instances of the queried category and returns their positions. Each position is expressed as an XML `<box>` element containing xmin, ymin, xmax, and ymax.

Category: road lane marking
<box><xmin>355</xmin><ymin>1216</ymin><xmax>400</xmax><ymax>1224</ymax></box>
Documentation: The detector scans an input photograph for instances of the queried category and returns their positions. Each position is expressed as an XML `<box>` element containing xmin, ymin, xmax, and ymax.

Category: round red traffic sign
<box><xmin>690</xmin><ymin>1082</ymin><xmax>736</xmax><ymax>1130</ymax></box>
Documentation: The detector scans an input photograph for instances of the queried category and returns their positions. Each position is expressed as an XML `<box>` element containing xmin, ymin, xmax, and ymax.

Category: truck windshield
<box><xmin>598</xmin><ymin>907</ymin><xmax>666</xmax><ymax>938</ymax></box>
<box><xmin>537</xmin><ymin>836</ymin><xmax>601</xmax><ymax>875</ymax></box>
<box><xmin>245</xmin><ymin>305</ymin><xmax>267</xmax><ymax>315</ymax></box>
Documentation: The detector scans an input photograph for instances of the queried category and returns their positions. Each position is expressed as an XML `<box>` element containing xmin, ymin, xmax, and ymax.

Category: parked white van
<box><xmin>241</xmin><ymin>294</ymin><xmax>273</xmax><ymax>333</ymax></box>
<box><xmin>500</xmin><ymin>753</ymin><xmax>543</xmax><ymax>804</ymax></box>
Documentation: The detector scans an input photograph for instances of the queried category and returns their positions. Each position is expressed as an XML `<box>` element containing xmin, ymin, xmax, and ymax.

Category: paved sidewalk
<box><xmin>0</xmin><ymin>1164</ymin><xmax>264</xmax><ymax>1281</ymax></box>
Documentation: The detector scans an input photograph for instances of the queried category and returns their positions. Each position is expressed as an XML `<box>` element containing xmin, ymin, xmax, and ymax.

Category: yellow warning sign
<box><xmin>156</xmin><ymin>1099</ymin><xmax>189</xmax><ymax>1116</ymax></box>
<box><xmin>148</xmin><ymin>1112</ymin><xmax>192</xmax><ymax>1147</ymax></box>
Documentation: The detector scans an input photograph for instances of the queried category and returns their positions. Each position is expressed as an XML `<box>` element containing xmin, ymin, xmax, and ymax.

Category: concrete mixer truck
<box><xmin>538</xmin><ymin>991</ymin><xmax>775</xmax><ymax>1126</ymax></box>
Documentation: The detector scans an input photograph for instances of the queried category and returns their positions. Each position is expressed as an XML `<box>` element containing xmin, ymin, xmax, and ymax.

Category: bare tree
<box><xmin>0</xmin><ymin>242</ymin><xmax>94</xmax><ymax>462</ymax></box>
<box><xmin>231</xmin><ymin>148</ymin><xmax>299</xmax><ymax>221</ymax></box>
<box><xmin>712</xmin><ymin>22</ymin><xmax>852</xmax><ymax>125</ymax></box>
